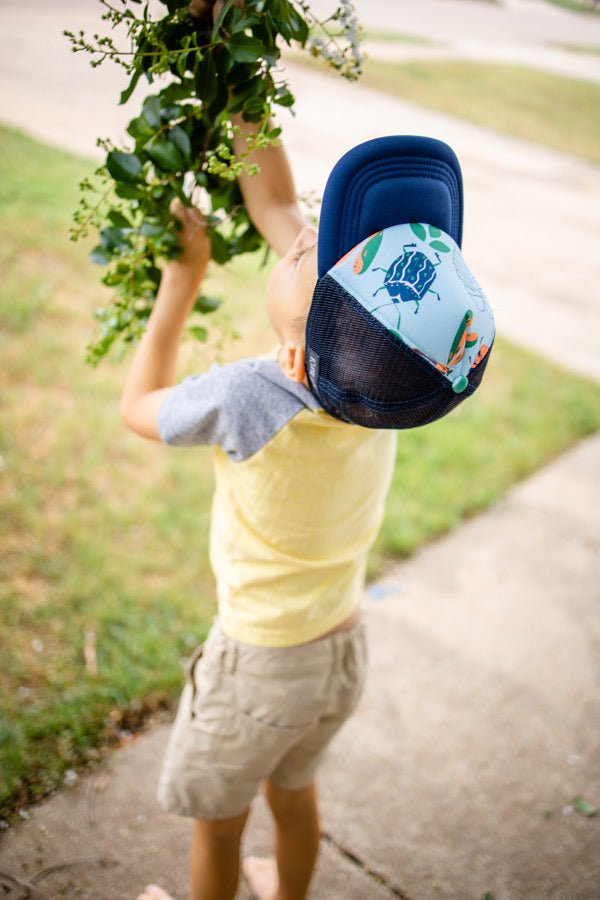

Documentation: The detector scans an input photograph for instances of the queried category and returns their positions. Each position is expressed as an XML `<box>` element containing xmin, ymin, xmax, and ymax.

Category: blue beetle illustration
<box><xmin>372</xmin><ymin>243</ymin><xmax>442</xmax><ymax>326</ymax></box>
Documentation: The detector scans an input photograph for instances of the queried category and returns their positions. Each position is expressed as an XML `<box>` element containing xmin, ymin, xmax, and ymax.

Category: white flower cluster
<box><xmin>305</xmin><ymin>0</ymin><xmax>364</xmax><ymax>81</ymax></box>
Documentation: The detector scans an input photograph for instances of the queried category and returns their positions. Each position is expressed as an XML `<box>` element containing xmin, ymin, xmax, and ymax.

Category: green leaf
<box><xmin>228</xmin><ymin>91</ymin><xmax>249</xmax><ymax>116</ymax></box>
<box><xmin>212</xmin><ymin>0</ymin><xmax>232</xmax><ymax>40</ymax></box>
<box><xmin>194</xmin><ymin>295</ymin><xmax>222</xmax><ymax>314</ymax></box>
<box><xmin>243</xmin><ymin>97</ymin><xmax>267</xmax><ymax>122</ymax></box>
<box><xmin>127</xmin><ymin>113</ymin><xmax>155</xmax><ymax>142</ymax></box>
<box><xmin>74</xmin><ymin>0</ymin><xmax>363</xmax><ymax>366</ymax></box>
<box><xmin>160</xmin><ymin>103</ymin><xmax>185</xmax><ymax>122</ymax></box>
<box><xmin>274</xmin><ymin>16</ymin><xmax>293</xmax><ymax>43</ymax></box>
<box><xmin>89</xmin><ymin>246</ymin><xmax>111</xmax><ymax>266</ymax></box>
<box><xmin>99</xmin><ymin>226</ymin><xmax>133</xmax><ymax>254</ymax></box>
<box><xmin>176</xmin><ymin>49</ymin><xmax>191</xmax><ymax>78</ymax></box>
<box><xmin>169</xmin><ymin>125</ymin><xmax>192</xmax><ymax>162</ymax></box>
<box><xmin>207</xmin><ymin>79</ymin><xmax>230</xmax><ymax>119</ymax></box>
<box><xmin>230</xmin><ymin>8</ymin><xmax>261</xmax><ymax>33</ymax></box>
<box><xmin>428</xmin><ymin>225</ymin><xmax>442</xmax><ymax>238</ymax></box>
<box><xmin>410</xmin><ymin>223</ymin><xmax>427</xmax><ymax>241</ymax></box>
<box><xmin>189</xmin><ymin>325</ymin><xmax>208</xmax><ymax>342</ymax></box>
<box><xmin>195</xmin><ymin>53</ymin><xmax>217</xmax><ymax>105</ymax></box>
<box><xmin>277</xmin><ymin>1</ymin><xmax>309</xmax><ymax>44</ymax></box>
<box><xmin>107</xmin><ymin>210</ymin><xmax>132</xmax><ymax>228</ymax></box>
<box><xmin>430</xmin><ymin>240</ymin><xmax>451</xmax><ymax>253</ymax></box>
<box><xmin>226</xmin><ymin>33</ymin><xmax>265</xmax><ymax>64</ymax></box>
<box><xmin>142</xmin><ymin>95</ymin><xmax>162</xmax><ymax>129</ymax></box>
<box><xmin>209</xmin><ymin>229</ymin><xmax>231</xmax><ymax>265</ymax></box>
<box><xmin>265</xmin><ymin>124</ymin><xmax>282</xmax><ymax>141</ymax></box>
<box><xmin>146</xmin><ymin>140</ymin><xmax>185</xmax><ymax>173</ymax></box>
<box><xmin>155</xmin><ymin>230</ymin><xmax>182</xmax><ymax>250</ymax></box>
<box><xmin>120</xmin><ymin>66</ymin><xmax>144</xmax><ymax>105</ymax></box>
<box><xmin>230</xmin><ymin>222</ymin><xmax>262</xmax><ymax>255</ymax></box>
<box><xmin>106</xmin><ymin>151</ymin><xmax>144</xmax><ymax>185</ymax></box>
<box><xmin>114</xmin><ymin>182</ymin><xmax>146</xmax><ymax>201</ymax></box>
<box><xmin>274</xmin><ymin>85</ymin><xmax>294</xmax><ymax>108</ymax></box>
<box><xmin>573</xmin><ymin>796</ymin><xmax>597</xmax><ymax>817</ymax></box>
<box><xmin>226</xmin><ymin>62</ymin><xmax>254</xmax><ymax>92</ymax></box>
<box><xmin>140</xmin><ymin>221</ymin><xmax>167</xmax><ymax>237</ymax></box>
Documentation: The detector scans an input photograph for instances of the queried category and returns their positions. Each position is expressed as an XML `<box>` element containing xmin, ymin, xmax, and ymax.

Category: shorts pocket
<box><xmin>234</xmin><ymin>669</ymin><xmax>325</xmax><ymax>731</ymax></box>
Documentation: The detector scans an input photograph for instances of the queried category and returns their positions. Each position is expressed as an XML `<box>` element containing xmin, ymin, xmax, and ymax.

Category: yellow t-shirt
<box><xmin>158</xmin><ymin>357</ymin><xmax>397</xmax><ymax>648</ymax></box>
<box><xmin>211</xmin><ymin>406</ymin><xmax>396</xmax><ymax>647</ymax></box>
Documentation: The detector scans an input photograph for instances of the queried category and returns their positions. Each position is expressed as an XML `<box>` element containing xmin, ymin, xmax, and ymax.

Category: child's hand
<box><xmin>188</xmin><ymin>0</ymin><xmax>213</xmax><ymax>23</ymax></box>
<box><xmin>189</xmin><ymin>0</ymin><xmax>244</xmax><ymax>24</ymax></box>
<box><xmin>121</xmin><ymin>202</ymin><xmax>209</xmax><ymax>441</ymax></box>
<box><xmin>170</xmin><ymin>199</ymin><xmax>210</xmax><ymax>274</ymax></box>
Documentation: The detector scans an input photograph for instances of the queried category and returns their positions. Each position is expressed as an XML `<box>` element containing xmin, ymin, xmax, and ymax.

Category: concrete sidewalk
<box><xmin>1</xmin><ymin>1</ymin><xmax>599</xmax><ymax>897</ymax></box>
<box><xmin>1</xmin><ymin>432</ymin><xmax>599</xmax><ymax>898</ymax></box>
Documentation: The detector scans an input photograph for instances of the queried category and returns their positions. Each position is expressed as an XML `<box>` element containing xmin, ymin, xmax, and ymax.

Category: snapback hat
<box><xmin>305</xmin><ymin>135</ymin><xmax>495</xmax><ymax>429</ymax></box>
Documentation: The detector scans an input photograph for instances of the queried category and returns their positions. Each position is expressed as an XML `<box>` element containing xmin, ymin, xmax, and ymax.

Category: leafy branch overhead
<box><xmin>65</xmin><ymin>0</ymin><xmax>364</xmax><ymax>365</ymax></box>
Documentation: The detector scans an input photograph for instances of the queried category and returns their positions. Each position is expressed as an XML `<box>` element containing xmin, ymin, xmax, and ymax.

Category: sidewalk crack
<box><xmin>321</xmin><ymin>831</ymin><xmax>413</xmax><ymax>899</ymax></box>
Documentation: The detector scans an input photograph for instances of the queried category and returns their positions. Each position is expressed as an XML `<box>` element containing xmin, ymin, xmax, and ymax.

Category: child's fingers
<box><xmin>189</xmin><ymin>0</ymin><xmax>245</xmax><ymax>24</ymax></box>
<box><xmin>170</xmin><ymin>197</ymin><xmax>185</xmax><ymax>218</ymax></box>
<box><xmin>170</xmin><ymin>198</ymin><xmax>204</xmax><ymax>230</ymax></box>
<box><xmin>169</xmin><ymin>200</ymin><xmax>210</xmax><ymax>263</ymax></box>
<box><xmin>189</xmin><ymin>0</ymin><xmax>212</xmax><ymax>21</ymax></box>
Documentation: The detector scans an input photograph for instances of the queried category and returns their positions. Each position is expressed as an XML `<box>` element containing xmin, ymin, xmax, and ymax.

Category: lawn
<box><xmin>344</xmin><ymin>60</ymin><xmax>600</xmax><ymax>166</ymax></box>
<box><xmin>2</xmin><ymin>68</ymin><xmax>600</xmax><ymax>822</ymax></box>
<box><xmin>543</xmin><ymin>0</ymin><xmax>600</xmax><ymax>12</ymax></box>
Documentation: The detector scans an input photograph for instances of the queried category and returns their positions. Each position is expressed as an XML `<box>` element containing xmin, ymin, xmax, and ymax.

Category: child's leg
<box><xmin>243</xmin><ymin>779</ymin><xmax>320</xmax><ymax>900</ymax></box>
<box><xmin>190</xmin><ymin>807</ymin><xmax>249</xmax><ymax>900</ymax></box>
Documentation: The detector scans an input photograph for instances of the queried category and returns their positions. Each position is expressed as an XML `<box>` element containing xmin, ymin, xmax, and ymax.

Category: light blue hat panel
<box><xmin>328</xmin><ymin>223</ymin><xmax>495</xmax><ymax>391</ymax></box>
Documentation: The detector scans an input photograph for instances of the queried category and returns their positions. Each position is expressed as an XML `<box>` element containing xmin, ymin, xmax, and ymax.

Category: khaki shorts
<box><xmin>157</xmin><ymin>618</ymin><xmax>367</xmax><ymax>820</ymax></box>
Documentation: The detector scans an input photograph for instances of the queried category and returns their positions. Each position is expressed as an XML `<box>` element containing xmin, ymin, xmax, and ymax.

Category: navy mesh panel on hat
<box><xmin>306</xmin><ymin>275</ymin><xmax>490</xmax><ymax>430</ymax></box>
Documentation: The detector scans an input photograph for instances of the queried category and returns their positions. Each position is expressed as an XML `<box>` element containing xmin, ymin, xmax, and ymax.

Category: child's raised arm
<box><xmin>120</xmin><ymin>202</ymin><xmax>210</xmax><ymax>441</ymax></box>
<box><xmin>232</xmin><ymin>114</ymin><xmax>309</xmax><ymax>258</ymax></box>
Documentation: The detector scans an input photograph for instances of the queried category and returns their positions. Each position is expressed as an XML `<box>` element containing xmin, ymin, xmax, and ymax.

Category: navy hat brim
<box><xmin>317</xmin><ymin>135</ymin><xmax>464</xmax><ymax>278</ymax></box>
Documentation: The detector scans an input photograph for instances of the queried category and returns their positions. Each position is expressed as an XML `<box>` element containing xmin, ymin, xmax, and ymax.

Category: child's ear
<box><xmin>278</xmin><ymin>345</ymin><xmax>306</xmax><ymax>383</ymax></box>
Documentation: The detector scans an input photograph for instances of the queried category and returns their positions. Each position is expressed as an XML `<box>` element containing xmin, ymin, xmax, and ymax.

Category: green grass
<box><xmin>2</xmin><ymin>110</ymin><xmax>600</xmax><ymax>820</ymax></box>
<box><xmin>543</xmin><ymin>0</ymin><xmax>600</xmax><ymax>13</ymax></box>
<box><xmin>363</xmin><ymin>31</ymin><xmax>439</xmax><ymax>46</ymax></box>
<box><xmin>375</xmin><ymin>336</ymin><xmax>600</xmax><ymax>564</ymax></box>
<box><xmin>0</xmin><ymin>126</ymin><xmax>240</xmax><ymax>819</ymax></box>
<box><xmin>553</xmin><ymin>42</ymin><xmax>600</xmax><ymax>54</ymax></box>
<box><xmin>361</xmin><ymin>61</ymin><xmax>600</xmax><ymax>165</ymax></box>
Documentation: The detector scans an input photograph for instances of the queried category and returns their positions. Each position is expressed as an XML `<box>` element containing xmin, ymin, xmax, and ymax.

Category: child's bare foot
<box><xmin>242</xmin><ymin>856</ymin><xmax>278</xmax><ymax>900</ymax></box>
<box><xmin>137</xmin><ymin>886</ymin><xmax>175</xmax><ymax>900</ymax></box>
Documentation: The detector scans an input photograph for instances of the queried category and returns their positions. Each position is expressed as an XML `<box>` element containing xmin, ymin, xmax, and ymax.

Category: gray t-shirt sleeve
<box><xmin>157</xmin><ymin>358</ymin><xmax>320</xmax><ymax>462</ymax></box>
